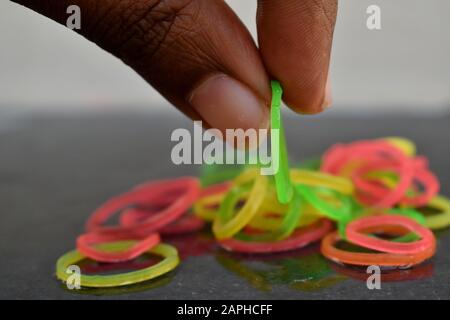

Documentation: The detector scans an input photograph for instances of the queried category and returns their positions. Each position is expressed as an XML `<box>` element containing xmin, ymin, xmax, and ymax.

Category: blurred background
<box><xmin>0</xmin><ymin>0</ymin><xmax>449</xmax><ymax>117</ymax></box>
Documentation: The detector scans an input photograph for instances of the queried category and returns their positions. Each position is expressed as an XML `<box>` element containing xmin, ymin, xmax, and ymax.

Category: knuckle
<box><xmin>109</xmin><ymin>0</ymin><xmax>202</xmax><ymax>67</ymax></box>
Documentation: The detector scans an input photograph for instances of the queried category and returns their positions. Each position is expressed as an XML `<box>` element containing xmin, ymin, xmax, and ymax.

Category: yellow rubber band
<box><xmin>194</xmin><ymin>193</ymin><xmax>226</xmax><ymax>222</ymax></box>
<box><xmin>384</xmin><ymin>137</ymin><xmax>417</xmax><ymax>156</ymax></box>
<box><xmin>422</xmin><ymin>195</ymin><xmax>450</xmax><ymax>230</ymax></box>
<box><xmin>213</xmin><ymin>170</ymin><xmax>268</xmax><ymax>239</ymax></box>
<box><xmin>290</xmin><ymin>169</ymin><xmax>354</xmax><ymax>195</ymax></box>
<box><xmin>56</xmin><ymin>242</ymin><xmax>179</xmax><ymax>288</ymax></box>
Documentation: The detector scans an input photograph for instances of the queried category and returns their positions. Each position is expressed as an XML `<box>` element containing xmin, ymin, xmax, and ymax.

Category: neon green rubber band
<box><xmin>269</xmin><ymin>80</ymin><xmax>293</xmax><ymax>204</ymax></box>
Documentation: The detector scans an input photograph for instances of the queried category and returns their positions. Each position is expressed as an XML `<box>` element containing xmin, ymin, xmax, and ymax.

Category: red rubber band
<box><xmin>86</xmin><ymin>177</ymin><xmax>201</xmax><ymax>236</ymax></box>
<box><xmin>218</xmin><ymin>219</ymin><xmax>333</xmax><ymax>254</ymax></box>
<box><xmin>120</xmin><ymin>209</ymin><xmax>205</xmax><ymax>235</ymax></box>
<box><xmin>322</xmin><ymin>140</ymin><xmax>407</xmax><ymax>175</ymax></box>
<box><xmin>401</xmin><ymin>169</ymin><xmax>439</xmax><ymax>206</ymax></box>
<box><xmin>346</xmin><ymin>215</ymin><xmax>435</xmax><ymax>254</ymax></box>
<box><xmin>118</xmin><ymin>182</ymin><xmax>228</xmax><ymax>235</ymax></box>
<box><xmin>352</xmin><ymin>160</ymin><xmax>414</xmax><ymax>208</ymax></box>
<box><xmin>200</xmin><ymin>182</ymin><xmax>232</xmax><ymax>198</ymax></box>
<box><xmin>76</xmin><ymin>232</ymin><xmax>160</xmax><ymax>263</ymax></box>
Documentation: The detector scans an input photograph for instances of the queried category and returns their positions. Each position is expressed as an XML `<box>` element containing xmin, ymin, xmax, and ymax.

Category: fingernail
<box><xmin>322</xmin><ymin>74</ymin><xmax>333</xmax><ymax>109</ymax></box>
<box><xmin>189</xmin><ymin>74</ymin><xmax>269</xmax><ymax>133</ymax></box>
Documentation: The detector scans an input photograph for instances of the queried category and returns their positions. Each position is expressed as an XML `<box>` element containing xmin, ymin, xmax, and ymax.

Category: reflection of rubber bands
<box><xmin>321</xmin><ymin>231</ymin><xmax>436</xmax><ymax>267</ymax></box>
<box><xmin>213</xmin><ymin>171</ymin><xmax>268</xmax><ymax>240</ymax></box>
<box><xmin>86</xmin><ymin>177</ymin><xmax>200</xmax><ymax>236</ymax></box>
<box><xmin>56</xmin><ymin>242</ymin><xmax>179</xmax><ymax>288</ymax></box>
<box><xmin>219</xmin><ymin>219</ymin><xmax>333</xmax><ymax>254</ymax></box>
<box><xmin>76</xmin><ymin>232</ymin><xmax>160</xmax><ymax>263</ymax></box>
<box><xmin>331</xmin><ymin>261</ymin><xmax>433</xmax><ymax>282</ymax></box>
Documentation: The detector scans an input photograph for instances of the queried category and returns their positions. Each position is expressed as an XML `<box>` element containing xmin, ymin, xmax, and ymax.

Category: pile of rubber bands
<box><xmin>56</xmin><ymin>81</ymin><xmax>450</xmax><ymax>288</ymax></box>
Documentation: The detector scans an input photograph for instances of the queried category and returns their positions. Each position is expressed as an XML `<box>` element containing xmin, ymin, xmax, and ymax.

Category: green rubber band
<box><xmin>296</xmin><ymin>185</ymin><xmax>353</xmax><ymax>222</ymax></box>
<box><xmin>269</xmin><ymin>81</ymin><xmax>293</xmax><ymax>204</ymax></box>
<box><xmin>56</xmin><ymin>243</ymin><xmax>179</xmax><ymax>288</ymax></box>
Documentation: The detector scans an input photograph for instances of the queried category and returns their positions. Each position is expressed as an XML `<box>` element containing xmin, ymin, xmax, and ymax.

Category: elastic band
<box><xmin>290</xmin><ymin>169</ymin><xmax>354</xmax><ymax>195</ymax></box>
<box><xmin>384</xmin><ymin>137</ymin><xmax>417</xmax><ymax>156</ymax></box>
<box><xmin>86</xmin><ymin>177</ymin><xmax>200</xmax><ymax>236</ymax></box>
<box><xmin>296</xmin><ymin>185</ymin><xmax>353</xmax><ymax>222</ymax></box>
<box><xmin>193</xmin><ymin>182</ymin><xmax>231</xmax><ymax>221</ymax></box>
<box><xmin>345</xmin><ymin>215</ymin><xmax>435</xmax><ymax>255</ymax></box>
<box><xmin>236</xmin><ymin>188</ymin><xmax>303</xmax><ymax>241</ymax></box>
<box><xmin>269</xmin><ymin>81</ymin><xmax>293</xmax><ymax>204</ymax></box>
<box><xmin>422</xmin><ymin>195</ymin><xmax>450</xmax><ymax>230</ymax></box>
<box><xmin>213</xmin><ymin>171</ymin><xmax>268</xmax><ymax>239</ymax></box>
<box><xmin>219</xmin><ymin>219</ymin><xmax>333</xmax><ymax>254</ymax></box>
<box><xmin>321</xmin><ymin>231</ymin><xmax>436</xmax><ymax>267</ymax></box>
<box><xmin>322</xmin><ymin>140</ymin><xmax>408</xmax><ymax>175</ymax></box>
<box><xmin>56</xmin><ymin>243</ymin><xmax>179</xmax><ymax>288</ymax></box>
<box><xmin>120</xmin><ymin>210</ymin><xmax>205</xmax><ymax>235</ymax></box>
<box><xmin>352</xmin><ymin>160</ymin><xmax>414</xmax><ymax>208</ymax></box>
<box><xmin>76</xmin><ymin>232</ymin><xmax>160</xmax><ymax>263</ymax></box>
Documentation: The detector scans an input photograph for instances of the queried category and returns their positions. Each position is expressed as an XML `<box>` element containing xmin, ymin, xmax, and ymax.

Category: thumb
<box><xmin>12</xmin><ymin>0</ymin><xmax>271</xmax><ymax>132</ymax></box>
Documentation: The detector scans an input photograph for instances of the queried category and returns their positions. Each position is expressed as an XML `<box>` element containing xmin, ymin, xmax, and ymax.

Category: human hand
<box><xmin>12</xmin><ymin>0</ymin><xmax>337</xmax><ymax>133</ymax></box>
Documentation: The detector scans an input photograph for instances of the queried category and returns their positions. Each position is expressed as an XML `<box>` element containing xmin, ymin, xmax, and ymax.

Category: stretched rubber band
<box><xmin>213</xmin><ymin>170</ymin><xmax>268</xmax><ymax>239</ymax></box>
<box><xmin>56</xmin><ymin>242</ymin><xmax>179</xmax><ymax>288</ymax></box>
<box><xmin>76</xmin><ymin>232</ymin><xmax>160</xmax><ymax>263</ymax></box>
<box><xmin>219</xmin><ymin>219</ymin><xmax>333</xmax><ymax>254</ymax></box>
<box><xmin>345</xmin><ymin>215</ymin><xmax>435</xmax><ymax>254</ymax></box>
<box><xmin>86</xmin><ymin>177</ymin><xmax>200</xmax><ymax>236</ymax></box>
<box><xmin>321</xmin><ymin>231</ymin><xmax>436</xmax><ymax>267</ymax></box>
<box><xmin>269</xmin><ymin>81</ymin><xmax>293</xmax><ymax>204</ymax></box>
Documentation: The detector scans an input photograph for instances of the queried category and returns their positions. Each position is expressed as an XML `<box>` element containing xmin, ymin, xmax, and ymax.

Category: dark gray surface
<box><xmin>0</xmin><ymin>112</ymin><xmax>449</xmax><ymax>300</ymax></box>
